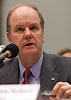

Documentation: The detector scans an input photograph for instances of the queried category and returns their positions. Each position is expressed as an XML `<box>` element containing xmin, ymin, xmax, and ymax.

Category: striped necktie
<box><xmin>22</xmin><ymin>69</ymin><xmax>31</xmax><ymax>84</ymax></box>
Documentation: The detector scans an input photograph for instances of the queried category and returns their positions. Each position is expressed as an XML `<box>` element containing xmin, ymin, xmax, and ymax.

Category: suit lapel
<box><xmin>0</xmin><ymin>58</ymin><xmax>20</xmax><ymax>84</ymax></box>
<box><xmin>40</xmin><ymin>52</ymin><xmax>59</xmax><ymax>92</ymax></box>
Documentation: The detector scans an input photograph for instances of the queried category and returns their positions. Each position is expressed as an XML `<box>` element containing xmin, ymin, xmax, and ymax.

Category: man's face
<box><xmin>7</xmin><ymin>6</ymin><xmax>44</xmax><ymax>57</ymax></box>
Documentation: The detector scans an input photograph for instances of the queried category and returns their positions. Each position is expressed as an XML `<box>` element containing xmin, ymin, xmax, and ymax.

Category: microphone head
<box><xmin>2</xmin><ymin>44</ymin><xmax>19</xmax><ymax>58</ymax></box>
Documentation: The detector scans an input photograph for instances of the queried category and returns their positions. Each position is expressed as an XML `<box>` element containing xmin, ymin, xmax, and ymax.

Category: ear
<box><xmin>7</xmin><ymin>32</ymin><xmax>12</xmax><ymax>43</ymax></box>
<box><xmin>42</xmin><ymin>33</ymin><xmax>44</xmax><ymax>44</ymax></box>
<box><xmin>42</xmin><ymin>39</ymin><xmax>44</xmax><ymax>44</ymax></box>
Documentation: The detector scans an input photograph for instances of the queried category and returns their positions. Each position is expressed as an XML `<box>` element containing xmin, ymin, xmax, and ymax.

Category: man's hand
<box><xmin>52</xmin><ymin>82</ymin><xmax>71</xmax><ymax>99</ymax></box>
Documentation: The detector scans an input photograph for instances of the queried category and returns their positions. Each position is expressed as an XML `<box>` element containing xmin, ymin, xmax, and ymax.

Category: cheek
<box><xmin>38</xmin><ymin>34</ymin><xmax>44</xmax><ymax>43</ymax></box>
<box><xmin>11</xmin><ymin>33</ymin><xmax>23</xmax><ymax>43</ymax></box>
<box><xmin>38</xmin><ymin>31</ymin><xmax>44</xmax><ymax>42</ymax></box>
<box><xmin>35</xmin><ymin>33</ymin><xmax>44</xmax><ymax>43</ymax></box>
<box><xmin>10</xmin><ymin>34</ymin><xmax>22</xmax><ymax>43</ymax></box>
<box><xmin>36</xmin><ymin>36</ymin><xmax>44</xmax><ymax>47</ymax></box>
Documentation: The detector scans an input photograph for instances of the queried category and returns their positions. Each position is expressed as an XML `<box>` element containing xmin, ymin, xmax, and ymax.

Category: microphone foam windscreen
<box><xmin>2</xmin><ymin>44</ymin><xmax>19</xmax><ymax>58</ymax></box>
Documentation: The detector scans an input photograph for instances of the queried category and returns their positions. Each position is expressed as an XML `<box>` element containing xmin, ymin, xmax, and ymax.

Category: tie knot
<box><xmin>25</xmin><ymin>69</ymin><xmax>31</xmax><ymax>78</ymax></box>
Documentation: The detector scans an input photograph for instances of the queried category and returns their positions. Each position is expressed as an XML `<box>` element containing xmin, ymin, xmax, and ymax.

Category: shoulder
<box><xmin>43</xmin><ymin>51</ymin><xmax>71</xmax><ymax>61</ymax></box>
<box><xmin>43</xmin><ymin>52</ymin><xmax>71</xmax><ymax>68</ymax></box>
<box><xmin>0</xmin><ymin>57</ymin><xmax>19</xmax><ymax>69</ymax></box>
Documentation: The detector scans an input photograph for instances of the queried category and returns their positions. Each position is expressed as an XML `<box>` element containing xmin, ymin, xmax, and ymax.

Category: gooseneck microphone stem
<box><xmin>0</xmin><ymin>52</ymin><xmax>8</xmax><ymax>65</ymax></box>
<box><xmin>0</xmin><ymin>52</ymin><xmax>8</xmax><ymax>61</ymax></box>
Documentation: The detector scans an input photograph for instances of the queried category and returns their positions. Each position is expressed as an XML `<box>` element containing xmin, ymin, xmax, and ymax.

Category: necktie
<box><xmin>22</xmin><ymin>69</ymin><xmax>31</xmax><ymax>84</ymax></box>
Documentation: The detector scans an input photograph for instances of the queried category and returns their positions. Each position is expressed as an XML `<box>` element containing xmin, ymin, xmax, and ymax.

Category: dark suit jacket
<box><xmin>0</xmin><ymin>52</ymin><xmax>71</xmax><ymax>92</ymax></box>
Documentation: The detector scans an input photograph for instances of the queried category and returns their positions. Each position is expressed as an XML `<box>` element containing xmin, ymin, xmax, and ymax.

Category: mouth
<box><xmin>24</xmin><ymin>43</ymin><xmax>34</xmax><ymax>47</ymax></box>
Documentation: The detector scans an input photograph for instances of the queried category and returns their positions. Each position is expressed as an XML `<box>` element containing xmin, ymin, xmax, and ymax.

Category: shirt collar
<box><xmin>30</xmin><ymin>53</ymin><xmax>43</xmax><ymax>80</ymax></box>
<box><xmin>18</xmin><ymin>53</ymin><xmax>43</xmax><ymax>80</ymax></box>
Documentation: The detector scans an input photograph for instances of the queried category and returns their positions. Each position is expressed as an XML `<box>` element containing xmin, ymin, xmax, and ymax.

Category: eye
<box><xmin>16</xmin><ymin>27</ymin><xmax>24</xmax><ymax>32</ymax></box>
<box><xmin>30</xmin><ymin>26</ymin><xmax>38</xmax><ymax>30</ymax></box>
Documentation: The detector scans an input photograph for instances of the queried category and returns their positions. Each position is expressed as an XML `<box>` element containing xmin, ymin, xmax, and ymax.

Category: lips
<box><xmin>24</xmin><ymin>43</ymin><xmax>34</xmax><ymax>47</ymax></box>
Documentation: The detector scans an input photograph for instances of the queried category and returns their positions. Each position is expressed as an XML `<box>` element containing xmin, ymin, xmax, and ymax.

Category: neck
<box><xmin>19</xmin><ymin>53</ymin><xmax>42</xmax><ymax>68</ymax></box>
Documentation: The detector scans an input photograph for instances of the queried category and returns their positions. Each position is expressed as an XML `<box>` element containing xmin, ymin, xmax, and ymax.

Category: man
<box><xmin>0</xmin><ymin>4</ymin><xmax>71</xmax><ymax>99</ymax></box>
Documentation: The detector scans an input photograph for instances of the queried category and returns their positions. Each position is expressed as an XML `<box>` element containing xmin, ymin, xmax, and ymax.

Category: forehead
<box><xmin>63</xmin><ymin>52</ymin><xmax>71</xmax><ymax>57</ymax></box>
<box><xmin>10</xmin><ymin>6</ymin><xmax>40</xmax><ymax>22</ymax></box>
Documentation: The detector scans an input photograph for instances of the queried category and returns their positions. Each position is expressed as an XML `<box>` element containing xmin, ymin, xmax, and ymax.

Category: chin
<box><xmin>23</xmin><ymin>50</ymin><xmax>38</xmax><ymax>55</ymax></box>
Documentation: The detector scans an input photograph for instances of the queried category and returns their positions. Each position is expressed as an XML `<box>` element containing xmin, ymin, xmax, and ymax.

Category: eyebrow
<box><xmin>15</xmin><ymin>25</ymin><xmax>23</xmax><ymax>29</ymax></box>
<box><xmin>15</xmin><ymin>23</ymin><xmax>39</xmax><ymax>28</ymax></box>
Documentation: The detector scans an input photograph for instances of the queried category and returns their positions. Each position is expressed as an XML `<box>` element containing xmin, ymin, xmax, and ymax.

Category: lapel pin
<box><xmin>51</xmin><ymin>77</ymin><xmax>55</xmax><ymax>81</ymax></box>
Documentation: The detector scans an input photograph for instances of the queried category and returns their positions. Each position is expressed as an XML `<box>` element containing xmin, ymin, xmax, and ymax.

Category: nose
<box><xmin>24</xmin><ymin>27</ymin><xmax>32</xmax><ymax>40</ymax></box>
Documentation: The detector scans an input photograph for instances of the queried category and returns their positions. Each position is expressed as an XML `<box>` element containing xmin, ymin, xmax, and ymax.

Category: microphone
<box><xmin>0</xmin><ymin>44</ymin><xmax>19</xmax><ymax>62</ymax></box>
